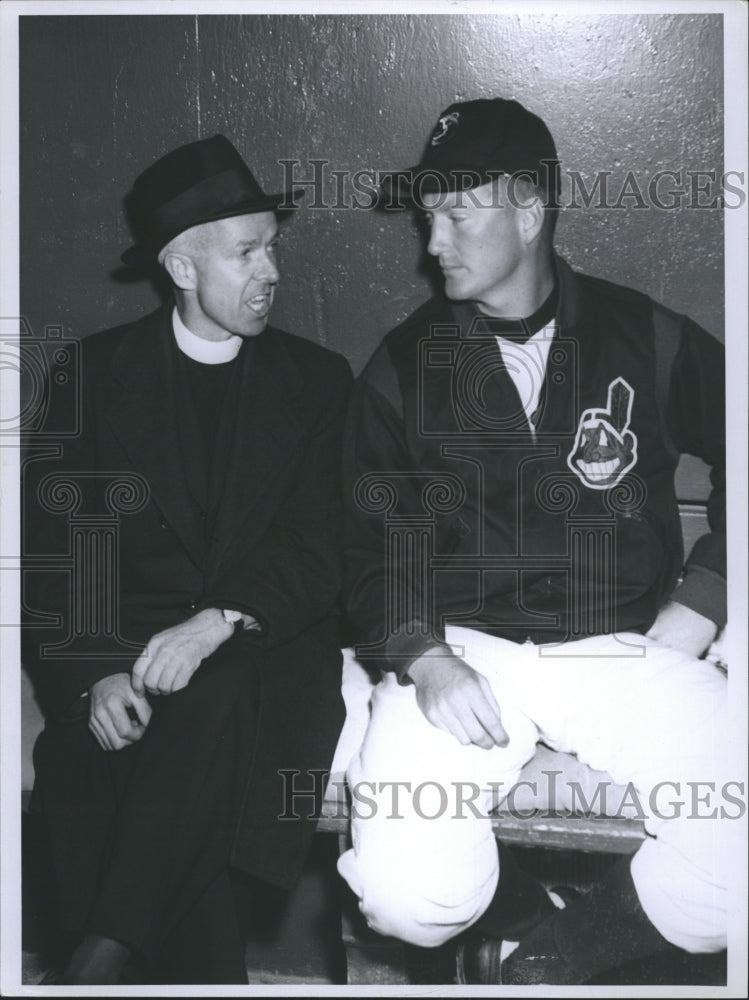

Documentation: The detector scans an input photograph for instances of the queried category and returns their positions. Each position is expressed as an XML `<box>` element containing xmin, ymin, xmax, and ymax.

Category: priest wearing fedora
<box><xmin>23</xmin><ymin>135</ymin><xmax>352</xmax><ymax>984</ymax></box>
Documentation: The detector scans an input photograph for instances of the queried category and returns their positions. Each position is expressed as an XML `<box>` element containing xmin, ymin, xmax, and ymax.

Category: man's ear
<box><xmin>162</xmin><ymin>251</ymin><xmax>197</xmax><ymax>291</ymax></box>
<box><xmin>515</xmin><ymin>191</ymin><xmax>546</xmax><ymax>247</ymax></box>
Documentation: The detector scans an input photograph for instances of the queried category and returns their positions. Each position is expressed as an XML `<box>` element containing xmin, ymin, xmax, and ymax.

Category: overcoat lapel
<box><xmin>206</xmin><ymin>326</ymin><xmax>305</xmax><ymax>581</ymax></box>
<box><xmin>105</xmin><ymin>308</ymin><xmax>307</xmax><ymax>578</ymax></box>
<box><xmin>105</xmin><ymin>305</ymin><xmax>206</xmax><ymax>567</ymax></box>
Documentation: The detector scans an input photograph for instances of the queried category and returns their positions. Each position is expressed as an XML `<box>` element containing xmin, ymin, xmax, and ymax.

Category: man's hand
<box><xmin>407</xmin><ymin>649</ymin><xmax>509</xmax><ymax>750</ymax></box>
<box><xmin>646</xmin><ymin>600</ymin><xmax>718</xmax><ymax>659</ymax></box>
<box><xmin>89</xmin><ymin>673</ymin><xmax>152</xmax><ymax>751</ymax></box>
<box><xmin>131</xmin><ymin>608</ymin><xmax>233</xmax><ymax>696</ymax></box>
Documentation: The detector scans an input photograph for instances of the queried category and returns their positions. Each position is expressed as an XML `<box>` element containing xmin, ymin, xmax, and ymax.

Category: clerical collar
<box><xmin>172</xmin><ymin>307</ymin><xmax>243</xmax><ymax>364</ymax></box>
<box><xmin>474</xmin><ymin>283</ymin><xmax>559</xmax><ymax>343</ymax></box>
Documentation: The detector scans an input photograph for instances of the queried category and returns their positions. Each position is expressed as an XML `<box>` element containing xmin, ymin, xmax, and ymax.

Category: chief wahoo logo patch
<box><xmin>567</xmin><ymin>377</ymin><xmax>638</xmax><ymax>490</ymax></box>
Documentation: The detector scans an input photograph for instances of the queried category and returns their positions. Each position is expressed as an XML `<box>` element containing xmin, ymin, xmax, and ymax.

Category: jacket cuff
<box><xmin>670</xmin><ymin>565</ymin><xmax>726</xmax><ymax>629</ymax></box>
<box><xmin>356</xmin><ymin>622</ymin><xmax>451</xmax><ymax>684</ymax></box>
<box><xmin>200</xmin><ymin>600</ymin><xmax>266</xmax><ymax>636</ymax></box>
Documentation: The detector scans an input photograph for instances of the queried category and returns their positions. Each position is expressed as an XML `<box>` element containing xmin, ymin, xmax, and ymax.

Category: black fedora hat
<box><xmin>121</xmin><ymin>135</ymin><xmax>303</xmax><ymax>269</ymax></box>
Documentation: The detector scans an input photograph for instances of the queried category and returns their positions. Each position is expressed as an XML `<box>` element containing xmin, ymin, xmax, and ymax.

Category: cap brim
<box><xmin>379</xmin><ymin>166</ymin><xmax>494</xmax><ymax>207</ymax></box>
<box><xmin>121</xmin><ymin>188</ymin><xmax>305</xmax><ymax>269</ymax></box>
<box><xmin>380</xmin><ymin>159</ymin><xmax>560</xmax><ymax>208</ymax></box>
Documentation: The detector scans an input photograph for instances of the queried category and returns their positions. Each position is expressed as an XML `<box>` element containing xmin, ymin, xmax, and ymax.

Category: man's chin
<box><xmin>236</xmin><ymin>319</ymin><xmax>269</xmax><ymax>338</ymax></box>
<box><xmin>443</xmin><ymin>282</ymin><xmax>473</xmax><ymax>302</ymax></box>
<box><xmin>441</xmin><ymin>272</ymin><xmax>473</xmax><ymax>301</ymax></box>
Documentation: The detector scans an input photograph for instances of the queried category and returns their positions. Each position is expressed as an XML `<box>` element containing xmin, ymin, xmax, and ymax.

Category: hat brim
<box><xmin>380</xmin><ymin>161</ymin><xmax>560</xmax><ymax>207</ymax></box>
<box><xmin>121</xmin><ymin>188</ymin><xmax>305</xmax><ymax>269</ymax></box>
<box><xmin>379</xmin><ymin>166</ymin><xmax>497</xmax><ymax>207</ymax></box>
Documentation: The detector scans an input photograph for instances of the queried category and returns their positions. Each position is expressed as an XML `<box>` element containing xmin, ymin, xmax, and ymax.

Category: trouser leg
<box><xmin>340</xmin><ymin>626</ymin><xmax>732</xmax><ymax>956</ymax></box>
<box><xmin>34</xmin><ymin>645</ymin><xmax>260</xmax><ymax>976</ymax></box>
<box><xmin>337</xmin><ymin>663</ymin><xmax>539</xmax><ymax>947</ymax></box>
<box><xmin>155</xmin><ymin>871</ymin><xmax>248</xmax><ymax>985</ymax></box>
<box><xmin>449</xmin><ymin>626</ymin><xmax>733</xmax><ymax>957</ymax></box>
<box><xmin>86</xmin><ymin>647</ymin><xmax>260</xmax><ymax>964</ymax></box>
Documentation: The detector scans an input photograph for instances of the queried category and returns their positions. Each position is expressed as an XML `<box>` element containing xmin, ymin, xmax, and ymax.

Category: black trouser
<box><xmin>33</xmin><ymin>643</ymin><xmax>261</xmax><ymax>983</ymax></box>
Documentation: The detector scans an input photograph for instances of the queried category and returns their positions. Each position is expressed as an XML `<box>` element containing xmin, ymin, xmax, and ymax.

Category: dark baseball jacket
<box><xmin>343</xmin><ymin>257</ymin><xmax>725</xmax><ymax>679</ymax></box>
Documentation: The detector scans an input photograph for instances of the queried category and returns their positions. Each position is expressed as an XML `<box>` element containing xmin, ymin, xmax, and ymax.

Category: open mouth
<box><xmin>577</xmin><ymin>458</ymin><xmax>621</xmax><ymax>481</ymax></box>
<box><xmin>247</xmin><ymin>294</ymin><xmax>271</xmax><ymax>315</ymax></box>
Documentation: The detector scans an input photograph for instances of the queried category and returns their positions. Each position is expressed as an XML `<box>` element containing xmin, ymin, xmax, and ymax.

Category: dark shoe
<box><xmin>61</xmin><ymin>934</ymin><xmax>133</xmax><ymax>985</ymax></box>
<box><xmin>500</xmin><ymin>925</ymin><xmax>581</xmax><ymax>984</ymax></box>
<box><xmin>455</xmin><ymin>886</ymin><xmax>580</xmax><ymax>985</ymax></box>
<box><xmin>455</xmin><ymin>931</ymin><xmax>503</xmax><ymax>985</ymax></box>
<box><xmin>36</xmin><ymin>968</ymin><xmax>63</xmax><ymax>985</ymax></box>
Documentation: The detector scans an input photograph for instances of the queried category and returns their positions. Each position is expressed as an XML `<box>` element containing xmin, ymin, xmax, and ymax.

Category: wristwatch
<box><xmin>221</xmin><ymin>608</ymin><xmax>244</xmax><ymax>635</ymax></box>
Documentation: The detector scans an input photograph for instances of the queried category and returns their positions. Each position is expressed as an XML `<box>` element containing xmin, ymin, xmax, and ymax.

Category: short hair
<box><xmin>508</xmin><ymin>174</ymin><xmax>559</xmax><ymax>247</ymax></box>
<box><xmin>156</xmin><ymin>226</ymin><xmax>209</xmax><ymax>269</ymax></box>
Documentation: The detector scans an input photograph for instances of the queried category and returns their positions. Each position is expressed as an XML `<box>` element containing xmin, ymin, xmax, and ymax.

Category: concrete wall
<box><xmin>20</xmin><ymin>12</ymin><xmax>724</xmax><ymax>375</ymax></box>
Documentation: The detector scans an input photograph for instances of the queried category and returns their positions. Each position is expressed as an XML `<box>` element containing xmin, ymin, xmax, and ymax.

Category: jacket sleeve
<box><xmin>665</xmin><ymin>317</ymin><xmax>726</xmax><ymax>627</ymax></box>
<box><xmin>342</xmin><ymin>349</ymin><xmax>450</xmax><ymax>681</ymax></box>
<box><xmin>21</xmin><ymin>338</ymin><xmax>136</xmax><ymax>719</ymax></box>
<box><xmin>206</xmin><ymin>353</ymin><xmax>353</xmax><ymax>648</ymax></box>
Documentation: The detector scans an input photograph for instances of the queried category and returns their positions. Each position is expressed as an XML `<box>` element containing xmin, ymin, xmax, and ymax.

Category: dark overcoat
<box><xmin>23</xmin><ymin>301</ymin><xmax>352</xmax><ymax>894</ymax></box>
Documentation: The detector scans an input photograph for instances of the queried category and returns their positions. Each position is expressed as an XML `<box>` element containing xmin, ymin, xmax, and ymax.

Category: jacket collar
<box><xmin>553</xmin><ymin>254</ymin><xmax>584</xmax><ymax>329</ymax></box>
<box><xmin>447</xmin><ymin>254</ymin><xmax>582</xmax><ymax>335</ymax></box>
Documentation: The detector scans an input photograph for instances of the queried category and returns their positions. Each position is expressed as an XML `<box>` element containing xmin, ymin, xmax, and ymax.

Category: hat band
<box><xmin>151</xmin><ymin>167</ymin><xmax>263</xmax><ymax>236</ymax></box>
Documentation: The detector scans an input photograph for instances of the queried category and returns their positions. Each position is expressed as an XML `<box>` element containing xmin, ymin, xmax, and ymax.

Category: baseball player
<box><xmin>339</xmin><ymin>98</ymin><xmax>731</xmax><ymax>985</ymax></box>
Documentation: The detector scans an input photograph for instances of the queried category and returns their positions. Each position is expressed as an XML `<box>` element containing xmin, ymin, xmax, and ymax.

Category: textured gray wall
<box><xmin>20</xmin><ymin>13</ymin><xmax>724</xmax><ymax>374</ymax></box>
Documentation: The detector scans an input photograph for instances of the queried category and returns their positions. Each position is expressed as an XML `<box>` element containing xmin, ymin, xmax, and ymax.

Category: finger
<box><xmin>169</xmin><ymin>661</ymin><xmax>198</xmax><ymax>694</ymax></box>
<box><xmin>475</xmin><ymin>677</ymin><xmax>509</xmax><ymax>746</ymax></box>
<box><xmin>92</xmin><ymin>710</ymin><xmax>124</xmax><ymax>751</ymax></box>
<box><xmin>96</xmin><ymin>705</ymin><xmax>129</xmax><ymax>751</ymax></box>
<box><xmin>450</xmin><ymin>702</ymin><xmax>496</xmax><ymax>750</ymax></box>
<box><xmin>470</xmin><ymin>711</ymin><xmax>506</xmax><ymax>749</ymax></box>
<box><xmin>154</xmin><ymin>655</ymin><xmax>181</xmax><ymax>695</ymax></box>
<box><xmin>433</xmin><ymin>706</ymin><xmax>474</xmax><ymax>747</ymax></box>
<box><xmin>471</xmin><ymin>702</ymin><xmax>509</xmax><ymax>748</ymax></box>
<box><xmin>127</xmin><ymin>691</ymin><xmax>152</xmax><ymax>728</ymax></box>
<box><xmin>141</xmin><ymin>653</ymin><xmax>168</xmax><ymax>695</ymax></box>
<box><xmin>89</xmin><ymin>715</ymin><xmax>111</xmax><ymax>751</ymax></box>
<box><xmin>131</xmin><ymin>646</ymin><xmax>152</xmax><ymax>695</ymax></box>
<box><xmin>128</xmin><ymin>720</ymin><xmax>147</xmax><ymax>743</ymax></box>
<box><xmin>108</xmin><ymin>698</ymin><xmax>143</xmax><ymax>742</ymax></box>
<box><xmin>448</xmin><ymin>685</ymin><xmax>498</xmax><ymax>743</ymax></box>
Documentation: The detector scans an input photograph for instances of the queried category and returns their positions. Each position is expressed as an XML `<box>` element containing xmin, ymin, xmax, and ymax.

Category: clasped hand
<box><xmin>88</xmin><ymin>608</ymin><xmax>233</xmax><ymax>751</ymax></box>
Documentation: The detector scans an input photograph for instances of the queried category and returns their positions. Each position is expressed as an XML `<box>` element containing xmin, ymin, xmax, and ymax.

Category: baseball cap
<box><xmin>382</xmin><ymin>98</ymin><xmax>559</xmax><ymax>206</ymax></box>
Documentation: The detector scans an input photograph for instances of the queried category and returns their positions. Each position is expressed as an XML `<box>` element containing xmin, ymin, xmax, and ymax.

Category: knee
<box><xmin>357</xmin><ymin>874</ymin><xmax>473</xmax><ymax>948</ymax></box>
<box><xmin>338</xmin><ymin>847</ymin><xmax>496</xmax><ymax>948</ymax></box>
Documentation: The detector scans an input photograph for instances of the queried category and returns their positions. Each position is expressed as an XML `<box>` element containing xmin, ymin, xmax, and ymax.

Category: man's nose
<box><xmin>427</xmin><ymin>216</ymin><xmax>448</xmax><ymax>257</ymax></box>
<box><xmin>259</xmin><ymin>250</ymin><xmax>280</xmax><ymax>283</ymax></box>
